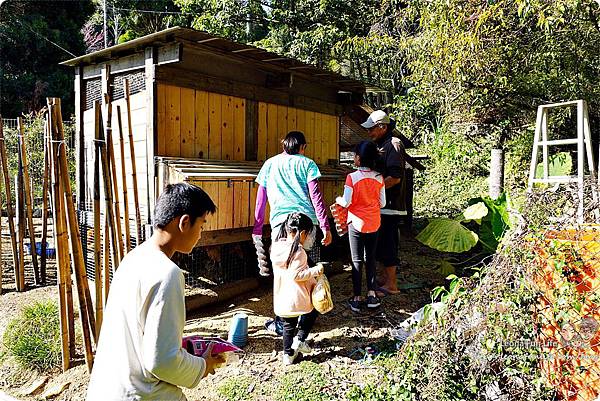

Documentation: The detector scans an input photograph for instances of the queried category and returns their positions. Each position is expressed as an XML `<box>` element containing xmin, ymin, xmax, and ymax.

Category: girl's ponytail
<box><xmin>283</xmin><ymin>212</ymin><xmax>314</xmax><ymax>267</ymax></box>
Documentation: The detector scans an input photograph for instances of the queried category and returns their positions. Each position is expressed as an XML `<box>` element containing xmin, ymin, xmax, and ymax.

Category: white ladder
<box><xmin>527</xmin><ymin>100</ymin><xmax>596</xmax><ymax>223</ymax></box>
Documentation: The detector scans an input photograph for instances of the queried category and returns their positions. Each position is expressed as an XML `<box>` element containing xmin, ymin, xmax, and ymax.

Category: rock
<box><xmin>41</xmin><ymin>381</ymin><xmax>70</xmax><ymax>399</ymax></box>
<box><xmin>20</xmin><ymin>376</ymin><xmax>48</xmax><ymax>396</ymax></box>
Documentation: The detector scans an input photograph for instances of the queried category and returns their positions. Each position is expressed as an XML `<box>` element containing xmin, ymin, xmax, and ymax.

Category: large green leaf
<box><xmin>416</xmin><ymin>218</ymin><xmax>479</xmax><ymax>253</ymax></box>
<box><xmin>469</xmin><ymin>193</ymin><xmax>510</xmax><ymax>253</ymax></box>
<box><xmin>462</xmin><ymin>201</ymin><xmax>488</xmax><ymax>222</ymax></box>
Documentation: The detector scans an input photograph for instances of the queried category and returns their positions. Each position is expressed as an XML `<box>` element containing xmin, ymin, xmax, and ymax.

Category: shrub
<box><xmin>2</xmin><ymin>300</ymin><xmax>61</xmax><ymax>371</ymax></box>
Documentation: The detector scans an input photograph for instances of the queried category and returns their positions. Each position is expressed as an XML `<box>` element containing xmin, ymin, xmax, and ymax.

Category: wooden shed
<box><xmin>62</xmin><ymin>27</ymin><xmax>368</xmax><ymax>247</ymax></box>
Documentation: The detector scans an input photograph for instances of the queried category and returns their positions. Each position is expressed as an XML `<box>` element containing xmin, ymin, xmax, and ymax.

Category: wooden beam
<box><xmin>145</xmin><ymin>46</ymin><xmax>158</xmax><ymax>226</ymax></box>
<box><xmin>75</xmin><ymin>66</ymin><xmax>85</xmax><ymax>207</ymax></box>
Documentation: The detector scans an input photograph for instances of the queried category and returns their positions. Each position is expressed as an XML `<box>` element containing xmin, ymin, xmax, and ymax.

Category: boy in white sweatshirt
<box><xmin>87</xmin><ymin>183</ymin><xmax>224</xmax><ymax>401</ymax></box>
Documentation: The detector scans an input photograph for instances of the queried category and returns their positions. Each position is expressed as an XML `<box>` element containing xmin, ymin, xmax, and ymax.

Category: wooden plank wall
<box><xmin>156</xmin><ymin>83</ymin><xmax>340</xmax><ymax>165</ymax></box>
<box><xmin>82</xmin><ymin>90</ymin><xmax>149</xmax><ymax>227</ymax></box>
<box><xmin>157</xmin><ymin>84</ymin><xmax>246</xmax><ymax>160</ymax></box>
<box><xmin>257</xmin><ymin>102</ymin><xmax>339</xmax><ymax>164</ymax></box>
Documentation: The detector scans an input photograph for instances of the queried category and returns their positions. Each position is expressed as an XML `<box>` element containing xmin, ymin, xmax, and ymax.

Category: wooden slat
<box><xmin>180</xmin><ymin>87</ymin><xmax>195</xmax><ymax>158</ymax></box>
<box><xmin>157</xmin><ymin>84</ymin><xmax>166</xmax><ymax>155</ymax></box>
<box><xmin>208</xmin><ymin>92</ymin><xmax>222</xmax><ymax>159</ymax></box>
<box><xmin>233</xmin><ymin>181</ymin><xmax>244</xmax><ymax>228</ymax></box>
<box><xmin>287</xmin><ymin>106</ymin><xmax>297</xmax><ymax>132</ymax></box>
<box><xmin>313</xmin><ymin>112</ymin><xmax>323</xmax><ymax>164</ymax></box>
<box><xmin>257</xmin><ymin>102</ymin><xmax>267</xmax><ymax>161</ymax></box>
<box><xmin>233</xmin><ymin>97</ymin><xmax>245</xmax><ymax>161</ymax></box>
<box><xmin>194</xmin><ymin>90</ymin><xmax>209</xmax><ymax>159</ymax></box>
<box><xmin>296</xmin><ymin>108</ymin><xmax>306</xmax><ymax>142</ymax></box>
<box><xmin>322</xmin><ymin>114</ymin><xmax>332</xmax><ymax>164</ymax></box>
<box><xmin>218</xmin><ymin>181</ymin><xmax>234</xmax><ymax>229</ymax></box>
<box><xmin>166</xmin><ymin>85</ymin><xmax>181</xmax><ymax>156</ymax></box>
<box><xmin>249</xmin><ymin>183</ymin><xmax>258</xmax><ymax>226</ymax></box>
<box><xmin>267</xmin><ymin>103</ymin><xmax>278</xmax><ymax>157</ymax></box>
<box><xmin>276</xmin><ymin>105</ymin><xmax>287</xmax><ymax>157</ymax></box>
<box><xmin>222</xmin><ymin>95</ymin><xmax>234</xmax><ymax>160</ymax></box>
<box><xmin>305</xmin><ymin>110</ymin><xmax>315</xmax><ymax>160</ymax></box>
<box><xmin>241</xmin><ymin>181</ymin><xmax>251</xmax><ymax>226</ymax></box>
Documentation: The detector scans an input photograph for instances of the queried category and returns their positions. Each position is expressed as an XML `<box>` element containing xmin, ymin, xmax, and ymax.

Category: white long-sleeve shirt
<box><xmin>87</xmin><ymin>242</ymin><xmax>205</xmax><ymax>401</ymax></box>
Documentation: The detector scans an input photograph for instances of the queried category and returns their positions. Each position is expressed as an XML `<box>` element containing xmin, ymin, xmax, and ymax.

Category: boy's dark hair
<box><xmin>282</xmin><ymin>131</ymin><xmax>307</xmax><ymax>155</ymax></box>
<box><xmin>354</xmin><ymin>140</ymin><xmax>380</xmax><ymax>170</ymax></box>
<box><xmin>153</xmin><ymin>183</ymin><xmax>216</xmax><ymax>229</ymax></box>
<box><xmin>277</xmin><ymin>212</ymin><xmax>314</xmax><ymax>266</ymax></box>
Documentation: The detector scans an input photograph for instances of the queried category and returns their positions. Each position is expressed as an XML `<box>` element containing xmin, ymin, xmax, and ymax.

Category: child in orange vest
<box><xmin>336</xmin><ymin>141</ymin><xmax>386</xmax><ymax>312</ymax></box>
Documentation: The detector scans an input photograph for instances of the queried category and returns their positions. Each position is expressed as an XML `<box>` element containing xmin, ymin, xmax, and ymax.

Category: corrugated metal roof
<box><xmin>61</xmin><ymin>27</ymin><xmax>365</xmax><ymax>93</ymax></box>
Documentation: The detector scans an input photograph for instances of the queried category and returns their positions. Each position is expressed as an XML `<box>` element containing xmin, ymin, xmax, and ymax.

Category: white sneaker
<box><xmin>292</xmin><ymin>337</ymin><xmax>312</xmax><ymax>354</ymax></box>
<box><xmin>282</xmin><ymin>351</ymin><xmax>297</xmax><ymax>366</ymax></box>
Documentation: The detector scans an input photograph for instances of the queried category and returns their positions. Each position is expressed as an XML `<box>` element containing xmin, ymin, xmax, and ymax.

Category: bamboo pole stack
<box><xmin>17</xmin><ymin>117</ymin><xmax>40</xmax><ymax>285</ymax></box>
<box><xmin>124</xmin><ymin>79</ymin><xmax>142</xmax><ymax>246</ymax></box>
<box><xmin>0</xmin><ymin>117</ymin><xmax>22</xmax><ymax>291</ymax></box>
<box><xmin>47</xmin><ymin>98</ymin><xmax>95</xmax><ymax>372</ymax></box>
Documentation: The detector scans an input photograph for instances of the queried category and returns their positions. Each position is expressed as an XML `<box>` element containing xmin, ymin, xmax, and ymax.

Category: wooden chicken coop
<box><xmin>61</xmin><ymin>27</ymin><xmax>378</xmax><ymax>296</ymax></box>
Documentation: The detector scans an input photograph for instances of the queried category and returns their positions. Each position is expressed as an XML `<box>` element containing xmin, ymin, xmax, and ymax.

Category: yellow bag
<box><xmin>312</xmin><ymin>273</ymin><xmax>334</xmax><ymax>314</ymax></box>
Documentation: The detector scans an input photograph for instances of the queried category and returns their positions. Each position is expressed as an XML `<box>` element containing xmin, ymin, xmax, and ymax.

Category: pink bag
<box><xmin>182</xmin><ymin>336</ymin><xmax>243</xmax><ymax>356</ymax></box>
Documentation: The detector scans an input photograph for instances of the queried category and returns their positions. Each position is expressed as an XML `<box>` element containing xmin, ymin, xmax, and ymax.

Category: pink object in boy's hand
<box><xmin>182</xmin><ymin>336</ymin><xmax>243</xmax><ymax>357</ymax></box>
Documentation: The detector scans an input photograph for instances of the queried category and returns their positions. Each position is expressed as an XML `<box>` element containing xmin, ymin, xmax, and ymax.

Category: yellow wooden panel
<box><xmin>257</xmin><ymin>102</ymin><xmax>267</xmax><ymax>162</ymax></box>
<box><xmin>222</xmin><ymin>95</ymin><xmax>234</xmax><ymax>160</ymax></box>
<box><xmin>218</xmin><ymin>181</ymin><xmax>234</xmax><ymax>229</ymax></box>
<box><xmin>305</xmin><ymin>110</ymin><xmax>315</xmax><ymax>160</ymax></box>
<box><xmin>313</xmin><ymin>112</ymin><xmax>323</xmax><ymax>164</ymax></box>
<box><xmin>249</xmin><ymin>182</ymin><xmax>258</xmax><ymax>227</ymax></box>
<box><xmin>194</xmin><ymin>90</ymin><xmax>209</xmax><ymax>159</ymax></box>
<box><xmin>180</xmin><ymin>87</ymin><xmax>195</xmax><ymax>158</ymax></box>
<box><xmin>241</xmin><ymin>181</ymin><xmax>250</xmax><ymax>226</ymax></box>
<box><xmin>324</xmin><ymin>114</ymin><xmax>335</xmax><ymax>164</ymax></box>
<box><xmin>233</xmin><ymin>97</ymin><xmax>245</xmax><ymax>161</ymax></box>
<box><xmin>208</xmin><ymin>92</ymin><xmax>222</xmax><ymax>159</ymax></box>
<box><xmin>266</xmin><ymin>103</ymin><xmax>278</xmax><ymax>157</ymax></box>
<box><xmin>192</xmin><ymin>181</ymin><xmax>219</xmax><ymax>231</ymax></box>
<box><xmin>296</xmin><ymin>108</ymin><xmax>306</xmax><ymax>138</ymax></box>
<box><xmin>335</xmin><ymin>117</ymin><xmax>340</xmax><ymax>159</ymax></box>
<box><xmin>276</xmin><ymin>105</ymin><xmax>287</xmax><ymax>157</ymax></box>
<box><xmin>166</xmin><ymin>85</ymin><xmax>181</xmax><ymax>156</ymax></box>
<box><xmin>287</xmin><ymin>107</ymin><xmax>297</xmax><ymax>132</ymax></box>
<box><xmin>157</xmin><ymin>84</ymin><xmax>166</xmax><ymax>155</ymax></box>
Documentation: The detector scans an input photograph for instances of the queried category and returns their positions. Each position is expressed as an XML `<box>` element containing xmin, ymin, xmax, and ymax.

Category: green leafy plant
<box><xmin>217</xmin><ymin>374</ymin><xmax>255</xmax><ymax>401</ymax></box>
<box><xmin>2</xmin><ymin>300</ymin><xmax>61</xmax><ymax>371</ymax></box>
<box><xmin>417</xmin><ymin>194</ymin><xmax>510</xmax><ymax>253</ymax></box>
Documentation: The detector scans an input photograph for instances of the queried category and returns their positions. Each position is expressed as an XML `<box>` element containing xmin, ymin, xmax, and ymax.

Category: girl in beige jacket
<box><xmin>271</xmin><ymin>212</ymin><xmax>324</xmax><ymax>365</ymax></box>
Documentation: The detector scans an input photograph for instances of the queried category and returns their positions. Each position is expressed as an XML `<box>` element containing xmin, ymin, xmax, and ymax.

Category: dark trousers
<box><xmin>281</xmin><ymin>309</ymin><xmax>319</xmax><ymax>356</ymax></box>
<box><xmin>348</xmin><ymin>224</ymin><xmax>379</xmax><ymax>296</ymax></box>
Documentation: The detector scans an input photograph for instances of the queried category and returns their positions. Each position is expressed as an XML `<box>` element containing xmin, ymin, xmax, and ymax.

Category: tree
<box><xmin>0</xmin><ymin>1</ymin><xmax>94</xmax><ymax>117</ymax></box>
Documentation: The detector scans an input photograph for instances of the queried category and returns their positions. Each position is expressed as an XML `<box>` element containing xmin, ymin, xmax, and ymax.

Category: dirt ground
<box><xmin>0</xmin><ymin>228</ymin><xmax>452</xmax><ymax>401</ymax></box>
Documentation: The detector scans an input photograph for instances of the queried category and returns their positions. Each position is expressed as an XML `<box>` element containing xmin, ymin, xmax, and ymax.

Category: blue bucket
<box><xmin>227</xmin><ymin>313</ymin><xmax>248</xmax><ymax>348</ymax></box>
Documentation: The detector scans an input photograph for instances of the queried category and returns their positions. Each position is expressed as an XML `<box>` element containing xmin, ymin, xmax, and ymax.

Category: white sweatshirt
<box><xmin>87</xmin><ymin>242</ymin><xmax>205</xmax><ymax>401</ymax></box>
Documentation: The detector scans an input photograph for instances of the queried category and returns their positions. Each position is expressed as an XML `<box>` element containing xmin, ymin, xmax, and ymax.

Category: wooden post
<box><xmin>0</xmin><ymin>117</ymin><xmax>20</xmax><ymax>290</ymax></box>
<box><xmin>17</xmin><ymin>117</ymin><xmax>40</xmax><ymax>285</ymax></box>
<box><xmin>40</xmin><ymin>119</ymin><xmax>50</xmax><ymax>285</ymax></box>
<box><xmin>124</xmin><ymin>79</ymin><xmax>142</xmax><ymax>246</ymax></box>
<box><xmin>96</xmin><ymin>101</ymin><xmax>120</xmax><ymax>269</ymax></box>
<box><xmin>104</xmin><ymin>94</ymin><xmax>125</xmax><ymax>260</ymax></box>
<box><xmin>93</xmin><ymin>104</ymin><xmax>103</xmax><ymax>339</ymax></box>
<box><xmin>116</xmin><ymin>106</ymin><xmax>132</xmax><ymax>252</ymax></box>
<box><xmin>15</xmin><ymin>154</ymin><xmax>25</xmax><ymax>291</ymax></box>
<box><xmin>103</xmin><ymin>217</ymin><xmax>110</xmax><ymax>304</ymax></box>
<box><xmin>49</xmin><ymin>98</ymin><xmax>95</xmax><ymax>370</ymax></box>
<box><xmin>46</xmin><ymin>108</ymin><xmax>72</xmax><ymax>371</ymax></box>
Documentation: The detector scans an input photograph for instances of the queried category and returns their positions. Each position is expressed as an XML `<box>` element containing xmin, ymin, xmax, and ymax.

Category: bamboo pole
<box><xmin>0</xmin><ymin>117</ymin><xmax>21</xmax><ymax>290</ymax></box>
<box><xmin>17</xmin><ymin>117</ymin><xmax>40</xmax><ymax>285</ymax></box>
<box><xmin>40</xmin><ymin>119</ymin><xmax>50</xmax><ymax>285</ymax></box>
<box><xmin>96</xmin><ymin>101</ymin><xmax>120</xmax><ymax>269</ymax></box>
<box><xmin>93</xmin><ymin>104</ymin><xmax>103</xmax><ymax>339</ymax></box>
<box><xmin>104</xmin><ymin>94</ymin><xmax>124</xmax><ymax>260</ymax></box>
<box><xmin>116</xmin><ymin>106</ymin><xmax>131</xmax><ymax>252</ymax></box>
<box><xmin>48</xmin><ymin>98</ymin><xmax>95</xmax><ymax>370</ymax></box>
<box><xmin>15</xmin><ymin>153</ymin><xmax>25</xmax><ymax>291</ymax></box>
<box><xmin>124</xmin><ymin>79</ymin><xmax>142</xmax><ymax>246</ymax></box>
<box><xmin>46</xmin><ymin>109</ymin><xmax>72</xmax><ymax>372</ymax></box>
<box><xmin>103</xmin><ymin>217</ymin><xmax>110</xmax><ymax>305</ymax></box>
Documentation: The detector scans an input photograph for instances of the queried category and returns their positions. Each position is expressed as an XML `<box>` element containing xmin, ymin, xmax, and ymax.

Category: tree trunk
<box><xmin>489</xmin><ymin>148</ymin><xmax>504</xmax><ymax>200</ymax></box>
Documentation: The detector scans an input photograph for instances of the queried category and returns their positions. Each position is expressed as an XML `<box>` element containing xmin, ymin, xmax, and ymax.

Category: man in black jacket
<box><xmin>361</xmin><ymin>110</ymin><xmax>405</xmax><ymax>296</ymax></box>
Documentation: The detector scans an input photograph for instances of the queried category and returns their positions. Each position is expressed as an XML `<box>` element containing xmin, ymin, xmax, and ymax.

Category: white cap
<box><xmin>361</xmin><ymin>110</ymin><xmax>391</xmax><ymax>129</ymax></box>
